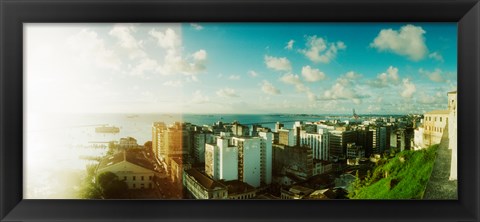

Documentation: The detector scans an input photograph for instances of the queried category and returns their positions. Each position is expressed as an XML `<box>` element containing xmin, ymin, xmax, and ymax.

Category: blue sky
<box><xmin>25</xmin><ymin>23</ymin><xmax>457</xmax><ymax>115</ymax></box>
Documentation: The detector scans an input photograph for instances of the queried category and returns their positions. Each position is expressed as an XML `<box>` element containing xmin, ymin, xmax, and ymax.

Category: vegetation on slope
<box><xmin>349</xmin><ymin>145</ymin><xmax>438</xmax><ymax>199</ymax></box>
<box><xmin>78</xmin><ymin>164</ymin><xmax>128</xmax><ymax>199</ymax></box>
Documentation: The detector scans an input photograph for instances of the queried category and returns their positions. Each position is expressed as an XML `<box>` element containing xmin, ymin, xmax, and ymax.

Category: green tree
<box><xmin>78</xmin><ymin>164</ymin><xmax>102</xmax><ymax>199</ymax></box>
<box><xmin>144</xmin><ymin>141</ymin><xmax>152</xmax><ymax>150</ymax></box>
<box><xmin>348</xmin><ymin>170</ymin><xmax>363</xmax><ymax>198</ymax></box>
<box><xmin>96</xmin><ymin>172</ymin><xmax>129</xmax><ymax>199</ymax></box>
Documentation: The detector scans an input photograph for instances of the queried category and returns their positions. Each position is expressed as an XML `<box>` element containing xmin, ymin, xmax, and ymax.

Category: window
<box><xmin>141</xmin><ymin>176</ymin><xmax>144</xmax><ymax>181</ymax></box>
<box><xmin>133</xmin><ymin>176</ymin><xmax>136</xmax><ymax>181</ymax></box>
<box><xmin>124</xmin><ymin>176</ymin><xmax>127</xmax><ymax>181</ymax></box>
<box><xmin>440</xmin><ymin>117</ymin><xmax>442</xmax><ymax>122</ymax></box>
<box><xmin>149</xmin><ymin>176</ymin><xmax>153</xmax><ymax>181</ymax></box>
<box><xmin>133</xmin><ymin>184</ymin><xmax>136</xmax><ymax>188</ymax></box>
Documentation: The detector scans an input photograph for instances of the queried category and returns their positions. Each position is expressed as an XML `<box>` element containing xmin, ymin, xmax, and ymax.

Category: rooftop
<box><xmin>184</xmin><ymin>168</ymin><xmax>227</xmax><ymax>190</ymax></box>
<box><xmin>425</xmin><ymin>110</ymin><xmax>449</xmax><ymax>115</ymax></box>
<box><xmin>97</xmin><ymin>150</ymin><xmax>155</xmax><ymax>171</ymax></box>
<box><xmin>220</xmin><ymin>180</ymin><xmax>255</xmax><ymax>195</ymax></box>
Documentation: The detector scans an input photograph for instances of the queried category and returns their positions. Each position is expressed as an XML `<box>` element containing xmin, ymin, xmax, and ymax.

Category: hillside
<box><xmin>350</xmin><ymin>145</ymin><xmax>438</xmax><ymax>199</ymax></box>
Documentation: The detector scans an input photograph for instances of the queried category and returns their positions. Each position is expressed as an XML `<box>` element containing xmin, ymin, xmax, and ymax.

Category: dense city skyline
<box><xmin>26</xmin><ymin>23</ymin><xmax>456</xmax><ymax>115</ymax></box>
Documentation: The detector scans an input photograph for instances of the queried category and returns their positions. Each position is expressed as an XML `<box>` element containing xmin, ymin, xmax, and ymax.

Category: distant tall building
<box><xmin>205</xmin><ymin>132</ymin><xmax>238</xmax><ymax>181</ymax></box>
<box><xmin>329</xmin><ymin>130</ymin><xmax>356</xmax><ymax>157</ymax></box>
<box><xmin>448</xmin><ymin>91</ymin><xmax>457</xmax><ymax>181</ymax></box>
<box><xmin>165</xmin><ymin>122</ymin><xmax>193</xmax><ymax>157</ymax></box>
<box><xmin>275</xmin><ymin>122</ymin><xmax>284</xmax><ymax>132</ymax></box>
<box><xmin>278</xmin><ymin>128</ymin><xmax>295</xmax><ymax>146</ymax></box>
<box><xmin>204</xmin><ymin>132</ymin><xmax>271</xmax><ymax>187</ymax></box>
<box><xmin>356</xmin><ymin>127</ymin><xmax>373</xmax><ymax>157</ymax></box>
<box><xmin>299</xmin><ymin>128</ymin><xmax>329</xmax><ymax>161</ymax></box>
<box><xmin>152</xmin><ymin>122</ymin><xmax>167</xmax><ymax>160</ymax></box>
<box><xmin>376</xmin><ymin>126</ymin><xmax>391</xmax><ymax>153</ymax></box>
<box><xmin>231</xmin><ymin>122</ymin><xmax>249</xmax><ymax>136</ymax></box>
<box><xmin>272</xmin><ymin>144</ymin><xmax>313</xmax><ymax>179</ymax></box>
<box><xmin>346</xmin><ymin>143</ymin><xmax>365</xmax><ymax>159</ymax></box>
<box><xmin>193</xmin><ymin>132</ymin><xmax>213</xmax><ymax>164</ymax></box>
<box><xmin>232</xmin><ymin>137</ymin><xmax>261</xmax><ymax>187</ymax></box>
<box><xmin>258</xmin><ymin>131</ymin><xmax>273</xmax><ymax>185</ymax></box>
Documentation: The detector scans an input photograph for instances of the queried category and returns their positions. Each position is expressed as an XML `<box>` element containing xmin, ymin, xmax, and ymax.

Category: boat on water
<box><xmin>95</xmin><ymin>125</ymin><xmax>120</xmax><ymax>134</ymax></box>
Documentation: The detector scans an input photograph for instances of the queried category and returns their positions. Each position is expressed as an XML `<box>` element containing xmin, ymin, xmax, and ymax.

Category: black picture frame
<box><xmin>1</xmin><ymin>0</ymin><xmax>479</xmax><ymax>221</ymax></box>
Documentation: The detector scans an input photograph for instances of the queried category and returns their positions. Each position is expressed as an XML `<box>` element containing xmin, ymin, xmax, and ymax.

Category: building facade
<box><xmin>96</xmin><ymin>151</ymin><xmax>155</xmax><ymax>189</ymax></box>
<box><xmin>299</xmin><ymin>128</ymin><xmax>329</xmax><ymax>161</ymax></box>
<box><xmin>183</xmin><ymin>168</ymin><xmax>228</xmax><ymax>199</ymax></box>
<box><xmin>205</xmin><ymin>133</ymin><xmax>239</xmax><ymax>181</ymax></box>
<box><xmin>423</xmin><ymin>110</ymin><xmax>449</xmax><ymax>147</ymax></box>
<box><xmin>448</xmin><ymin>91</ymin><xmax>457</xmax><ymax>181</ymax></box>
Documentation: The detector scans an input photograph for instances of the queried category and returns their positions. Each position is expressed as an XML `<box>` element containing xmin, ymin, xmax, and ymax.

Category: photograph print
<box><xmin>24</xmin><ymin>23</ymin><xmax>457</xmax><ymax>200</ymax></box>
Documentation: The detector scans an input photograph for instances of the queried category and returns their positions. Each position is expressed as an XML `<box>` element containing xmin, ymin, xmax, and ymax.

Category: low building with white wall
<box><xmin>96</xmin><ymin>150</ymin><xmax>155</xmax><ymax>189</ymax></box>
<box><xmin>423</xmin><ymin>110</ymin><xmax>449</xmax><ymax>147</ymax></box>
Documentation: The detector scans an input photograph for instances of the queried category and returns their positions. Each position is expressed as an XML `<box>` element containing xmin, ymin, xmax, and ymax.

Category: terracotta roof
<box><xmin>185</xmin><ymin>168</ymin><xmax>226</xmax><ymax>190</ymax></box>
<box><xmin>97</xmin><ymin>152</ymin><xmax>124</xmax><ymax>169</ymax></box>
<box><xmin>97</xmin><ymin>150</ymin><xmax>154</xmax><ymax>171</ymax></box>
<box><xmin>221</xmin><ymin>180</ymin><xmax>255</xmax><ymax>195</ymax></box>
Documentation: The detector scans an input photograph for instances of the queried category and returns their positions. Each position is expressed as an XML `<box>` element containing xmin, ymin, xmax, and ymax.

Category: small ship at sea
<box><xmin>95</xmin><ymin>125</ymin><xmax>120</xmax><ymax>134</ymax></box>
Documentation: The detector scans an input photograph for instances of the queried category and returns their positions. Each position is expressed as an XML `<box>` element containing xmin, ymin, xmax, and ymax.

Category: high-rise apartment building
<box><xmin>299</xmin><ymin>128</ymin><xmax>329</xmax><ymax>161</ymax></box>
<box><xmin>258</xmin><ymin>131</ymin><xmax>273</xmax><ymax>185</ymax></box>
<box><xmin>205</xmin><ymin>132</ymin><xmax>238</xmax><ymax>181</ymax></box>
<box><xmin>152</xmin><ymin>122</ymin><xmax>167</xmax><ymax>160</ymax></box>
<box><xmin>329</xmin><ymin>130</ymin><xmax>356</xmax><ymax>157</ymax></box>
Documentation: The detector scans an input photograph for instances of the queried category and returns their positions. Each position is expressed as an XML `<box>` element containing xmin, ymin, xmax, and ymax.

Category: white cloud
<box><xmin>229</xmin><ymin>75</ymin><xmax>241</xmax><ymax>80</ymax></box>
<box><xmin>130</xmin><ymin>58</ymin><xmax>159</xmax><ymax>76</ymax></box>
<box><xmin>261</xmin><ymin>80</ymin><xmax>281</xmax><ymax>95</ymax></box>
<box><xmin>307</xmin><ymin>91</ymin><xmax>318</xmax><ymax>101</ymax></box>
<box><xmin>428</xmin><ymin>51</ymin><xmax>444</xmax><ymax>62</ymax></box>
<box><xmin>418</xmin><ymin>91</ymin><xmax>445</xmax><ymax>104</ymax></box>
<box><xmin>285</xmin><ymin>40</ymin><xmax>295</xmax><ymax>50</ymax></box>
<box><xmin>67</xmin><ymin>28</ymin><xmax>121</xmax><ymax>70</ymax></box>
<box><xmin>264</xmin><ymin>55</ymin><xmax>292</xmax><ymax>72</ymax></box>
<box><xmin>368</xmin><ymin>66</ymin><xmax>400</xmax><ymax>87</ymax></box>
<box><xmin>192</xmin><ymin>90</ymin><xmax>210</xmax><ymax>104</ymax></box>
<box><xmin>190</xmin><ymin>23</ymin><xmax>204</xmax><ymax>30</ymax></box>
<box><xmin>419</xmin><ymin>68</ymin><xmax>447</xmax><ymax>83</ymax></box>
<box><xmin>321</xmin><ymin>71</ymin><xmax>369</xmax><ymax>101</ymax></box>
<box><xmin>163</xmin><ymin>80</ymin><xmax>183</xmax><ymax>87</ymax></box>
<box><xmin>280</xmin><ymin>73</ymin><xmax>307</xmax><ymax>92</ymax></box>
<box><xmin>370</xmin><ymin>24</ymin><xmax>428</xmax><ymax>61</ymax></box>
<box><xmin>216</xmin><ymin>88</ymin><xmax>239</xmax><ymax>98</ymax></box>
<box><xmin>248</xmin><ymin>70</ymin><xmax>258</xmax><ymax>77</ymax></box>
<box><xmin>109</xmin><ymin>24</ymin><xmax>146</xmax><ymax>59</ymax></box>
<box><xmin>301</xmin><ymin>65</ymin><xmax>326</xmax><ymax>82</ymax></box>
<box><xmin>149</xmin><ymin>28</ymin><xmax>208</xmax><ymax>76</ymax></box>
<box><xmin>344</xmin><ymin>71</ymin><xmax>362</xmax><ymax>80</ymax></box>
<box><xmin>149</xmin><ymin>28</ymin><xmax>181</xmax><ymax>49</ymax></box>
<box><xmin>400</xmin><ymin>78</ymin><xmax>416</xmax><ymax>98</ymax></box>
<box><xmin>193</xmin><ymin>49</ymin><xmax>207</xmax><ymax>61</ymax></box>
<box><xmin>300</xmin><ymin>35</ymin><xmax>346</xmax><ymax>63</ymax></box>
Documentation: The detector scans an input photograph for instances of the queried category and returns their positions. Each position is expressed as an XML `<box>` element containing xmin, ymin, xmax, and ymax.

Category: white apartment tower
<box><xmin>258</xmin><ymin>131</ymin><xmax>273</xmax><ymax>185</ymax></box>
<box><xmin>205</xmin><ymin>132</ymin><xmax>238</xmax><ymax>181</ymax></box>
<box><xmin>232</xmin><ymin>137</ymin><xmax>261</xmax><ymax>187</ymax></box>
<box><xmin>300</xmin><ymin>128</ymin><xmax>329</xmax><ymax>161</ymax></box>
